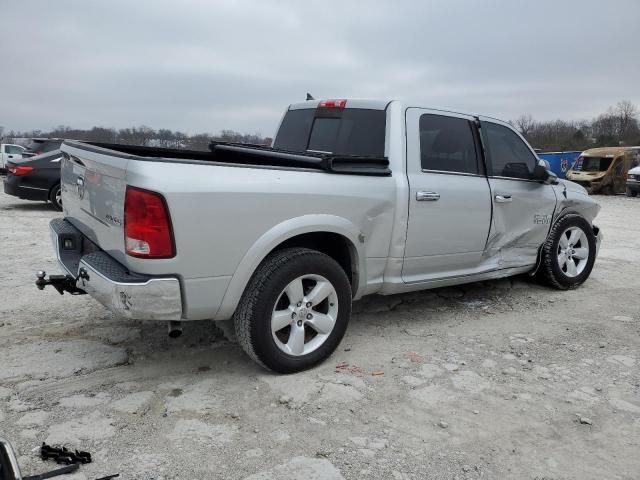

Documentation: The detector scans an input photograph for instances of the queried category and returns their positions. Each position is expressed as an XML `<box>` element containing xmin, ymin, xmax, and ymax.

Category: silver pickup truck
<box><xmin>39</xmin><ymin>99</ymin><xmax>602</xmax><ymax>372</ymax></box>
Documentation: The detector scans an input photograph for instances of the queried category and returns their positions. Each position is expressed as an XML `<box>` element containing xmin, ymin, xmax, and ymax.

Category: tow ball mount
<box><xmin>35</xmin><ymin>270</ymin><xmax>87</xmax><ymax>295</ymax></box>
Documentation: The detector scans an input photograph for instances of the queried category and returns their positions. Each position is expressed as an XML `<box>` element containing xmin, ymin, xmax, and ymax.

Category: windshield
<box><xmin>273</xmin><ymin>108</ymin><xmax>386</xmax><ymax>157</ymax></box>
<box><xmin>575</xmin><ymin>156</ymin><xmax>613</xmax><ymax>172</ymax></box>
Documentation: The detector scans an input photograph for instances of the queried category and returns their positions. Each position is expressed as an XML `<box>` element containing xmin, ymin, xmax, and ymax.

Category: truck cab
<box><xmin>0</xmin><ymin>143</ymin><xmax>26</xmax><ymax>170</ymax></box>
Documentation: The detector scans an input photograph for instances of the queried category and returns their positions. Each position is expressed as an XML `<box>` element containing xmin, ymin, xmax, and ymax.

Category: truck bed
<box><xmin>64</xmin><ymin>141</ymin><xmax>391</xmax><ymax>176</ymax></box>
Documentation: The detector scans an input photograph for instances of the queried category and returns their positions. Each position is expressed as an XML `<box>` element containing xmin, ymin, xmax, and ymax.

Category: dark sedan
<box><xmin>3</xmin><ymin>150</ymin><xmax>63</xmax><ymax>210</ymax></box>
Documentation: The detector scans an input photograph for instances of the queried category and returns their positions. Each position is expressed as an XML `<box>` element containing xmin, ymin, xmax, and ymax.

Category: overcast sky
<box><xmin>2</xmin><ymin>0</ymin><xmax>639</xmax><ymax>136</ymax></box>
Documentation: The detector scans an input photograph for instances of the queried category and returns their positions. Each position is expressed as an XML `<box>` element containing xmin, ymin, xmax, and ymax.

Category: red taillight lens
<box><xmin>8</xmin><ymin>165</ymin><xmax>33</xmax><ymax>176</ymax></box>
<box><xmin>318</xmin><ymin>99</ymin><xmax>347</xmax><ymax>108</ymax></box>
<box><xmin>124</xmin><ymin>187</ymin><xmax>175</xmax><ymax>258</ymax></box>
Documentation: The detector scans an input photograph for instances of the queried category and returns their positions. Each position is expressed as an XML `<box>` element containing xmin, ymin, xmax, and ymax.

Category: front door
<box><xmin>478</xmin><ymin>118</ymin><xmax>558</xmax><ymax>268</ymax></box>
<box><xmin>402</xmin><ymin>109</ymin><xmax>493</xmax><ymax>283</ymax></box>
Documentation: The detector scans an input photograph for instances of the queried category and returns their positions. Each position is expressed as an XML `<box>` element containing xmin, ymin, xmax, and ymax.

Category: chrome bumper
<box><xmin>49</xmin><ymin>219</ymin><xmax>182</xmax><ymax>320</ymax></box>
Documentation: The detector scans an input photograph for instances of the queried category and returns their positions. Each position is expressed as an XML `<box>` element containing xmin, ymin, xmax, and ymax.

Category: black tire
<box><xmin>626</xmin><ymin>188</ymin><xmax>638</xmax><ymax>197</ymax></box>
<box><xmin>234</xmin><ymin>247</ymin><xmax>352</xmax><ymax>373</ymax></box>
<box><xmin>539</xmin><ymin>214</ymin><xmax>597</xmax><ymax>290</ymax></box>
<box><xmin>49</xmin><ymin>184</ymin><xmax>62</xmax><ymax>211</ymax></box>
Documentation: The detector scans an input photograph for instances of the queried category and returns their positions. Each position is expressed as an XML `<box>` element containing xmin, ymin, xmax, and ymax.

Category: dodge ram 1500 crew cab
<box><xmin>39</xmin><ymin>99</ymin><xmax>602</xmax><ymax>372</ymax></box>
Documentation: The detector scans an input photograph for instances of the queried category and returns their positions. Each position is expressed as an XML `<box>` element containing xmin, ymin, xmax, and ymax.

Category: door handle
<box><xmin>416</xmin><ymin>191</ymin><xmax>440</xmax><ymax>201</ymax></box>
<box><xmin>495</xmin><ymin>194</ymin><xmax>512</xmax><ymax>203</ymax></box>
<box><xmin>7</xmin><ymin>155</ymin><xmax>13</xmax><ymax>159</ymax></box>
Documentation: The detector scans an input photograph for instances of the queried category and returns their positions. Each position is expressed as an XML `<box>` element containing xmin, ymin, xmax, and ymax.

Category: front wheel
<box><xmin>539</xmin><ymin>214</ymin><xmax>597</xmax><ymax>290</ymax></box>
<box><xmin>49</xmin><ymin>184</ymin><xmax>62</xmax><ymax>211</ymax></box>
<box><xmin>234</xmin><ymin>247</ymin><xmax>352</xmax><ymax>373</ymax></box>
<box><xmin>626</xmin><ymin>187</ymin><xmax>638</xmax><ymax>197</ymax></box>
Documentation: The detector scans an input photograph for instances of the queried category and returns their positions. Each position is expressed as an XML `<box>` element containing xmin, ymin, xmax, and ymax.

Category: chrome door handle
<box><xmin>416</xmin><ymin>191</ymin><xmax>440</xmax><ymax>201</ymax></box>
<box><xmin>495</xmin><ymin>194</ymin><xmax>512</xmax><ymax>203</ymax></box>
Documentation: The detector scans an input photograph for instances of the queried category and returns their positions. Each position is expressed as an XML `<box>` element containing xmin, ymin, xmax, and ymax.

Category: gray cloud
<box><xmin>2</xmin><ymin>0</ymin><xmax>638</xmax><ymax>135</ymax></box>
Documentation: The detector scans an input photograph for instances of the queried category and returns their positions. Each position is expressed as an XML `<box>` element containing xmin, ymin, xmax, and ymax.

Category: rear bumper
<box><xmin>50</xmin><ymin>218</ymin><xmax>182</xmax><ymax>320</ymax></box>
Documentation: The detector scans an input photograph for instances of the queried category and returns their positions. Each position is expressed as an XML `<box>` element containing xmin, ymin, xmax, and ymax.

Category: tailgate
<box><xmin>60</xmin><ymin>142</ymin><xmax>129</xmax><ymax>264</ymax></box>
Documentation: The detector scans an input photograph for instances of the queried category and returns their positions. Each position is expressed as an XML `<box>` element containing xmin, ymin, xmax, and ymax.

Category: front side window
<box><xmin>419</xmin><ymin>114</ymin><xmax>479</xmax><ymax>174</ymax></box>
<box><xmin>481</xmin><ymin>121</ymin><xmax>537</xmax><ymax>179</ymax></box>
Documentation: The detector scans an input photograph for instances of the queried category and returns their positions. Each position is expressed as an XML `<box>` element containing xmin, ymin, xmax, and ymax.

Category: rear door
<box><xmin>479</xmin><ymin>118</ymin><xmax>557</xmax><ymax>267</ymax></box>
<box><xmin>402</xmin><ymin>109</ymin><xmax>492</xmax><ymax>283</ymax></box>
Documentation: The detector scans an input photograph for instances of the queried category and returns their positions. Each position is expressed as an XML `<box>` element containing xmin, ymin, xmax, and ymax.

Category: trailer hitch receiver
<box><xmin>35</xmin><ymin>270</ymin><xmax>86</xmax><ymax>295</ymax></box>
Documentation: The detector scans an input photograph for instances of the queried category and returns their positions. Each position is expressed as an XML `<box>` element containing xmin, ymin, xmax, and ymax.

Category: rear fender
<box><xmin>214</xmin><ymin>214</ymin><xmax>365</xmax><ymax>320</ymax></box>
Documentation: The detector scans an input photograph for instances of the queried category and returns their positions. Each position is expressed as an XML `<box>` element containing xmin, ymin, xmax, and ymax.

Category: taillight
<box><xmin>8</xmin><ymin>165</ymin><xmax>33</xmax><ymax>176</ymax></box>
<box><xmin>124</xmin><ymin>187</ymin><xmax>175</xmax><ymax>258</ymax></box>
<box><xmin>318</xmin><ymin>99</ymin><xmax>347</xmax><ymax>108</ymax></box>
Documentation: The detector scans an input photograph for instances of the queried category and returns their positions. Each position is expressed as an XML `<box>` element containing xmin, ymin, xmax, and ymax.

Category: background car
<box><xmin>566</xmin><ymin>146</ymin><xmax>635</xmax><ymax>194</ymax></box>
<box><xmin>0</xmin><ymin>143</ymin><xmax>27</xmax><ymax>172</ymax></box>
<box><xmin>21</xmin><ymin>138</ymin><xmax>64</xmax><ymax>158</ymax></box>
<box><xmin>3</xmin><ymin>150</ymin><xmax>63</xmax><ymax>210</ymax></box>
<box><xmin>627</xmin><ymin>165</ymin><xmax>640</xmax><ymax>197</ymax></box>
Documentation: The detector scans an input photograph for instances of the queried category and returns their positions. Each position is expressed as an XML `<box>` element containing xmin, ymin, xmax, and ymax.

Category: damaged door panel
<box><xmin>479</xmin><ymin>119</ymin><xmax>558</xmax><ymax>268</ymax></box>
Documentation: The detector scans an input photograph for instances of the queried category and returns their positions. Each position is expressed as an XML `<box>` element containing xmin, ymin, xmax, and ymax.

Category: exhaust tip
<box><xmin>168</xmin><ymin>321</ymin><xmax>183</xmax><ymax>338</ymax></box>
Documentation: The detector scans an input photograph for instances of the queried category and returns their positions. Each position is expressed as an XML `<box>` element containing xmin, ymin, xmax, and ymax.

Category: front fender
<box><xmin>213</xmin><ymin>214</ymin><xmax>366</xmax><ymax>320</ymax></box>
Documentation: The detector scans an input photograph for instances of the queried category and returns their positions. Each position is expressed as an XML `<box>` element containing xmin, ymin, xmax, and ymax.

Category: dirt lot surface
<box><xmin>0</xmin><ymin>190</ymin><xmax>638</xmax><ymax>480</ymax></box>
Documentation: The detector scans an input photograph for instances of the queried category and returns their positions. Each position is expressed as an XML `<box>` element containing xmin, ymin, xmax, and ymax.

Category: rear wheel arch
<box><xmin>215</xmin><ymin>216</ymin><xmax>365</xmax><ymax>320</ymax></box>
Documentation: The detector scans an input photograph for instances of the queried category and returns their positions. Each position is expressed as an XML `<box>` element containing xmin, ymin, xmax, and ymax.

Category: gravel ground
<box><xmin>0</xmin><ymin>190</ymin><xmax>638</xmax><ymax>480</ymax></box>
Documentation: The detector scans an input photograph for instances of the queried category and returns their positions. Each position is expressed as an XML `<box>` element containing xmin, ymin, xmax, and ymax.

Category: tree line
<box><xmin>0</xmin><ymin>125</ymin><xmax>271</xmax><ymax>151</ymax></box>
<box><xmin>512</xmin><ymin>100</ymin><xmax>639</xmax><ymax>151</ymax></box>
<box><xmin>2</xmin><ymin>100</ymin><xmax>638</xmax><ymax>153</ymax></box>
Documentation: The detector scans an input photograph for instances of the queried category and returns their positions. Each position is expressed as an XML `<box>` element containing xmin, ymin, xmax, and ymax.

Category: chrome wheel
<box><xmin>271</xmin><ymin>274</ymin><xmax>339</xmax><ymax>356</ymax></box>
<box><xmin>557</xmin><ymin>226</ymin><xmax>589</xmax><ymax>278</ymax></box>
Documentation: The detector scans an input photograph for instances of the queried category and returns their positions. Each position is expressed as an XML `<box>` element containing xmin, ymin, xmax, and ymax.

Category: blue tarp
<box><xmin>537</xmin><ymin>151</ymin><xmax>582</xmax><ymax>179</ymax></box>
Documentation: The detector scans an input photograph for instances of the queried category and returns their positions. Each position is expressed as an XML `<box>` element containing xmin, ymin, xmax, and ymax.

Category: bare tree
<box><xmin>514</xmin><ymin>114</ymin><xmax>536</xmax><ymax>138</ymax></box>
<box><xmin>615</xmin><ymin>100</ymin><xmax>639</xmax><ymax>139</ymax></box>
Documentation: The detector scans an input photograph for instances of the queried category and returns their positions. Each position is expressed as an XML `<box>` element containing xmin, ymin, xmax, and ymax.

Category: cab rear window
<box><xmin>274</xmin><ymin>108</ymin><xmax>386</xmax><ymax>157</ymax></box>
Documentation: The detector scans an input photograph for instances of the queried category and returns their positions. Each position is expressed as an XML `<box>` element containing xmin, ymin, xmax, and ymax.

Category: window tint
<box><xmin>274</xmin><ymin>108</ymin><xmax>386</xmax><ymax>157</ymax></box>
<box><xmin>419</xmin><ymin>114</ymin><xmax>478</xmax><ymax>174</ymax></box>
<box><xmin>481</xmin><ymin>122</ymin><xmax>537</xmax><ymax>179</ymax></box>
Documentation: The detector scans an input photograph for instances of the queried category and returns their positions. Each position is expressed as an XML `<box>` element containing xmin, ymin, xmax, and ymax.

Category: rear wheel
<box><xmin>49</xmin><ymin>184</ymin><xmax>62</xmax><ymax>211</ymax></box>
<box><xmin>539</xmin><ymin>214</ymin><xmax>596</xmax><ymax>290</ymax></box>
<box><xmin>234</xmin><ymin>247</ymin><xmax>352</xmax><ymax>373</ymax></box>
<box><xmin>626</xmin><ymin>187</ymin><xmax>638</xmax><ymax>197</ymax></box>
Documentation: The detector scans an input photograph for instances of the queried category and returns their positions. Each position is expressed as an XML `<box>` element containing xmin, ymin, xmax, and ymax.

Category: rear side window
<box><xmin>274</xmin><ymin>108</ymin><xmax>386</xmax><ymax>157</ymax></box>
<box><xmin>419</xmin><ymin>114</ymin><xmax>479</xmax><ymax>174</ymax></box>
<box><xmin>481</xmin><ymin>122</ymin><xmax>537</xmax><ymax>179</ymax></box>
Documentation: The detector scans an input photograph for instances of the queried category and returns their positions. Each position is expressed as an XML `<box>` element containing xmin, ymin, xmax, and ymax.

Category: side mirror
<box><xmin>0</xmin><ymin>438</ymin><xmax>21</xmax><ymax>480</ymax></box>
<box><xmin>532</xmin><ymin>162</ymin><xmax>558</xmax><ymax>184</ymax></box>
